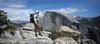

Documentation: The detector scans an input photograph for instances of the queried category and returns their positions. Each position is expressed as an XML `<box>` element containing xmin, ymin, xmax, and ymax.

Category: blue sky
<box><xmin>0</xmin><ymin>0</ymin><xmax>100</xmax><ymax>21</ymax></box>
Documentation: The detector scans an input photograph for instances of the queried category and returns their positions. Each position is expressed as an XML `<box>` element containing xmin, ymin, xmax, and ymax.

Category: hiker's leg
<box><xmin>38</xmin><ymin>29</ymin><xmax>42</xmax><ymax>36</ymax></box>
<box><xmin>39</xmin><ymin>32</ymin><xmax>42</xmax><ymax>36</ymax></box>
<box><xmin>35</xmin><ymin>31</ymin><xmax>38</xmax><ymax>37</ymax></box>
<box><xmin>39</xmin><ymin>27</ymin><xmax>43</xmax><ymax>36</ymax></box>
<box><xmin>35</xmin><ymin>26</ymin><xmax>38</xmax><ymax>37</ymax></box>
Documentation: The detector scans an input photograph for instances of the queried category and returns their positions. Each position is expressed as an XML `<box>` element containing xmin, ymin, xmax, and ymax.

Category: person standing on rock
<box><xmin>30</xmin><ymin>11</ymin><xmax>42</xmax><ymax>37</ymax></box>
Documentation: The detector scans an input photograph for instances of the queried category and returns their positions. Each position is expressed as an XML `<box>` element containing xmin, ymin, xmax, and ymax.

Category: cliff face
<box><xmin>41</xmin><ymin>11</ymin><xmax>78</xmax><ymax>32</ymax></box>
<box><xmin>41</xmin><ymin>11</ymin><xmax>100</xmax><ymax>44</ymax></box>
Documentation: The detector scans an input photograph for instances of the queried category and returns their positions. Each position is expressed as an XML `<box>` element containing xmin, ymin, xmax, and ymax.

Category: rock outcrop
<box><xmin>0</xmin><ymin>10</ymin><xmax>53</xmax><ymax>44</ymax></box>
<box><xmin>0</xmin><ymin>23</ymin><xmax>53</xmax><ymax>44</ymax></box>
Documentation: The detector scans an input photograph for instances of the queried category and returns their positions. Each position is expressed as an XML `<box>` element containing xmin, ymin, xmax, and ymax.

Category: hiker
<box><xmin>30</xmin><ymin>12</ymin><xmax>42</xmax><ymax>37</ymax></box>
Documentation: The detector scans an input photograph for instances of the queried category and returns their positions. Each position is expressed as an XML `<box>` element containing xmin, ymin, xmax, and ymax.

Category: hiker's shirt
<box><xmin>34</xmin><ymin>15</ymin><xmax>39</xmax><ymax>24</ymax></box>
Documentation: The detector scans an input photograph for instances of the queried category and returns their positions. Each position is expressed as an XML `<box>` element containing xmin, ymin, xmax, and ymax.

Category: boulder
<box><xmin>20</xmin><ymin>30</ymin><xmax>52</xmax><ymax>39</ymax></box>
<box><xmin>0</xmin><ymin>39</ymin><xmax>17</xmax><ymax>44</ymax></box>
<box><xmin>0</xmin><ymin>30</ymin><xmax>53</xmax><ymax>44</ymax></box>
<box><xmin>0</xmin><ymin>30</ymin><xmax>23</xmax><ymax>44</ymax></box>
<box><xmin>16</xmin><ymin>39</ymin><xmax>33</xmax><ymax>44</ymax></box>
<box><xmin>20</xmin><ymin>30</ymin><xmax>36</xmax><ymax>39</ymax></box>
<box><xmin>58</xmin><ymin>26</ymin><xmax>80</xmax><ymax>41</ymax></box>
<box><xmin>50</xmin><ymin>26</ymin><xmax>80</xmax><ymax>43</ymax></box>
<box><xmin>0</xmin><ymin>25</ymin><xmax>7</xmax><ymax>29</ymax></box>
<box><xmin>33</xmin><ymin>37</ymin><xmax>53</xmax><ymax>44</ymax></box>
<box><xmin>20</xmin><ymin>23</ymin><xmax>36</xmax><ymax>39</ymax></box>
<box><xmin>0</xmin><ymin>30</ymin><xmax>22</xmax><ymax>39</ymax></box>
<box><xmin>57</xmin><ymin>26</ymin><xmax>80</xmax><ymax>34</ymax></box>
<box><xmin>41</xmin><ymin>31</ymin><xmax>51</xmax><ymax>37</ymax></box>
<box><xmin>16</xmin><ymin>37</ymin><xmax>53</xmax><ymax>44</ymax></box>
<box><xmin>22</xmin><ymin>23</ymin><xmax>35</xmax><ymax>31</ymax></box>
<box><xmin>54</xmin><ymin>36</ymin><xmax>78</xmax><ymax>44</ymax></box>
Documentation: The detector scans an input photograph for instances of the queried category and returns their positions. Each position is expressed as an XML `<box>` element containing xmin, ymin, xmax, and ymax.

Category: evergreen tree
<box><xmin>0</xmin><ymin>10</ymin><xmax>16</xmax><ymax>35</ymax></box>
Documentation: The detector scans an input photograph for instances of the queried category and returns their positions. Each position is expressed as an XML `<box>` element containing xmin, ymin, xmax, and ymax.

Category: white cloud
<box><xmin>0</xmin><ymin>0</ymin><xmax>27</xmax><ymax>8</ymax></box>
<box><xmin>66</xmin><ymin>7</ymin><xmax>88</xmax><ymax>13</ymax></box>
<box><xmin>0</xmin><ymin>8</ymin><xmax>34</xmax><ymax>21</ymax></box>
<box><xmin>47</xmin><ymin>8</ymin><xmax>68</xmax><ymax>15</ymax></box>
<box><xmin>66</xmin><ymin>7</ymin><xmax>80</xmax><ymax>13</ymax></box>
<box><xmin>82</xmin><ymin>9</ymin><xmax>88</xmax><ymax>11</ymax></box>
<box><xmin>47</xmin><ymin>7</ymin><xmax>88</xmax><ymax>14</ymax></box>
<box><xmin>7</xmin><ymin>4</ymin><xmax>26</xmax><ymax>8</ymax></box>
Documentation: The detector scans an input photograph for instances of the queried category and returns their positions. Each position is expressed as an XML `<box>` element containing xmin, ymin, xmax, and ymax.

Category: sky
<box><xmin>0</xmin><ymin>0</ymin><xmax>100</xmax><ymax>21</ymax></box>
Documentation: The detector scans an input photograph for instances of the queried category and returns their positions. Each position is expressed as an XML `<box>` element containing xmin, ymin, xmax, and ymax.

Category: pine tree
<box><xmin>0</xmin><ymin>10</ymin><xmax>16</xmax><ymax>35</ymax></box>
